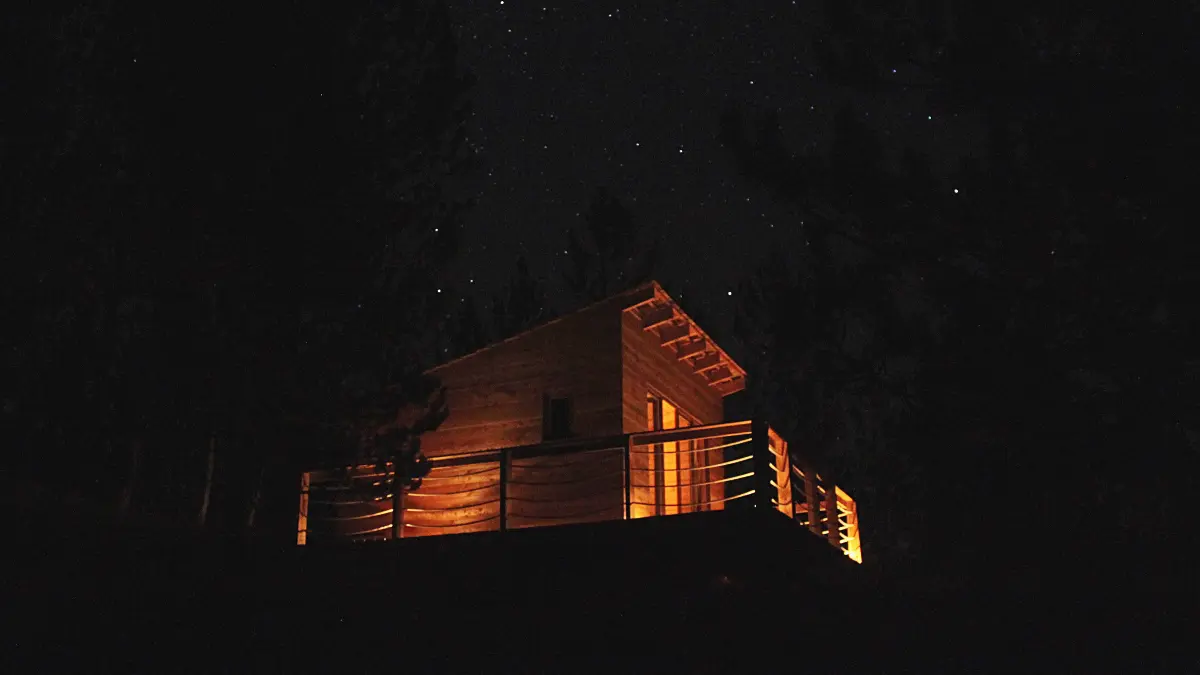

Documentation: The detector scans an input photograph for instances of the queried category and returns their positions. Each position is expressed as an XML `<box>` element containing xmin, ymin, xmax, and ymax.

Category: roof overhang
<box><xmin>621</xmin><ymin>281</ymin><xmax>747</xmax><ymax>396</ymax></box>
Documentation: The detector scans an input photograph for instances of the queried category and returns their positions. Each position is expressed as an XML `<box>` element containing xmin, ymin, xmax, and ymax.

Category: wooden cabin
<box><xmin>298</xmin><ymin>281</ymin><xmax>862</xmax><ymax>563</ymax></box>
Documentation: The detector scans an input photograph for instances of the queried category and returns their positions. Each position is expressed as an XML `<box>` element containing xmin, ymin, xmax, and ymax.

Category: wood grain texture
<box><xmin>619</xmin><ymin>309</ymin><xmax>724</xmax><ymax>433</ymax></box>
<box><xmin>416</xmin><ymin>296</ymin><xmax>626</xmax><ymax>457</ymax></box>
<box><xmin>621</xmin><ymin>309</ymin><xmax>731</xmax><ymax>515</ymax></box>
<box><xmin>402</xmin><ymin>462</ymin><xmax>503</xmax><ymax>537</ymax></box>
<box><xmin>366</xmin><ymin>285</ymin><xmax>746</xmax><ymax>536</ymax></box>
<box><xmin>506</xmin><ymin>449</ymin><xmax>625</xmax><ymax>529</ymax></box>
<box><xmin>302</xmin><ymin>466</ymin><xmax>398</xmax><ymax>542</ymax></box>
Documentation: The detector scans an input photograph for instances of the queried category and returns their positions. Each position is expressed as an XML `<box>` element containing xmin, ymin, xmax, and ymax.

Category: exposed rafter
<box><xmin>624</xmin><ymin>284</ymin><xmax>660</xmax><ymax>311</ymax></box>
<box><xmin>674</xmin><ymin>339</ymin><xmax>707</xmax><ymax>361</ymax></box>
<box><xmin>705</xmin><ymin>366</ymin><xmax>736</xmax><ymax>386</ymax></box>
<box><xmin>621</xmin><ymin>281</ymin><xmax>748</xmax><ymax>397</ymax></box>
<box><xmin>713</xmin><ymin>376</ymin><xmax>746</xmax><ymax>396</ymax></box>
<box><xmin>640</xmin><ymin>304</ymin><xmax>677</xmax><ymax>331</ymax></box>
<box><xmin>658</xmin><ymin>321</ymin><xmax>693</xmax><ymax>347</ymax></box>
<box><xmin>689</xmin><ymin>352</ymin><xmax>722</xmax><ymax>373</ymax></box>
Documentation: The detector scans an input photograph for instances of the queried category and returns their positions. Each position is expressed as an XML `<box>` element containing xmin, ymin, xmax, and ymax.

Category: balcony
<box><xmin>298</xmin><ymin>420</ymin><xmax>862</xmax><ymax>564</ymax></box>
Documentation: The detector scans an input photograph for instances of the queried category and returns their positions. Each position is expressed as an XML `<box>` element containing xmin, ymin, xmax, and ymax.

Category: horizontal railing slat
<box><xmin>298</xmin><ymin>418</ymin><xmax>862</xmax><ymax>562</ymax></box>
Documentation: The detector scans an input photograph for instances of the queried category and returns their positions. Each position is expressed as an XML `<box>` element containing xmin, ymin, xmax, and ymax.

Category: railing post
<box><xmin>624</xmin><ymin>435</ymin><xmax>633</xmax><ymax>520</ymax></box>
<box><xmin>391</xmin><ymin>464</ymin><xmax>406</xmax><ymax>540</ymax></box>
<box><xmin>297</xmin><ymin>472</ymin><xmax>309</xmax><ymax>546</ymax></box>
<box><xmin>825</xmin><ymin>479</ymin><xmax>839</xmax><ymax>548</ymax></box>
<box><xmin>774</xmin><ymin>435</ymin><xmax>794</xmax><ymax>519</ymax></box>
<box><xmin>805</xmin><ymin>466</ymin><xmax>820</xmax><ymax>536</ymax></box>
<box><xmin>751</xmin><ymin>420</ymin><xmax>774</xmax><ymax>512</ymax></box>
<box><xmin>499</xmin><ymin>449</ymin><xmax>510</xmax><ymax>532</ymax></box>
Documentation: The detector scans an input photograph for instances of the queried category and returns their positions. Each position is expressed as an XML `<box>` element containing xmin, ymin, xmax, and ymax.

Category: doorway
<box><xmin>646</xmin><ymin>393</ymin><xmax>709</xmax><ymax>515</ymax></box>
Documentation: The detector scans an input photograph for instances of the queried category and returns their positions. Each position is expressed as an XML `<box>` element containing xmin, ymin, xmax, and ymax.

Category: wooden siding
<box><xmin>301</xmin><ymin>465</ymin><xmax>398</xmax><ymax>542</ymax></box>
<box><xmin>506</xmin><ymin>448</ymin><xmax>625</xmax><ymax>529</ymax></box>
<box><xmin>620</xmin><ymin>308</ymin><xmax>725</xmax><ymax>433</ymax></box>
<box><xmin>621</xmin><ymin>309</ymin><xmax>729</xmax><ymax>516</ymax></box>
<box><xmin>403</xmin><ymin>462</ymin><xmax>502</xmax><ymax>537</ymax></box>
<box><xmin>298</xmin><ymin>421</ymin><xmax>861</xmax><ymax>563</ymax></box>
<box><xmin>417</xmin><ymin>297</ymin><xmax>625</xmax><ymax>458</ymax></box>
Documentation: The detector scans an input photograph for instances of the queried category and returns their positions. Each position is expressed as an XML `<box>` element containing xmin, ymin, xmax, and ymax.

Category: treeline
<box><xmin>3</xmin><ymin>0</ymin><xmax>475</xmax><ymax>537</ymax></box>
<box><xmin>721</xmin><ymin>1</ymin><xmax>1197</xmax><ymax>570</ymax></box>
<box><xmin>1</xmin><ymin>0</ymin><xmax>664</xmax><ymax>539</ymax></box>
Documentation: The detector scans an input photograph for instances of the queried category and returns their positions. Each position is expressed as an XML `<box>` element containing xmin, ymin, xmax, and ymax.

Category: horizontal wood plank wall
<box><xmin>506</xmin><ymin>449</ymin><xmax>625</xmax><ymax>529</ymax></box>
<box><xmin>620</xmin><ymin>310</ymin><xmax>724</xmax><ymax>430</ymax></box>
<box><xmin>620</xmin><ymin>310</ymin><xmax>729</xmax><ymax>514</ymax></box>
<box><xmin>403</xmin><ymin>462</ymin><xmax>502</xmax><ymax>538</ymax></box>
<box><xmin>417</xmin><ymin>297</ymin><xmax>624</xmax><ymax>458</ymax></box>
<box><xmin>303</xmin><ymin>467</ymin><xmax>396</xmax><ymax>542</ymax></box>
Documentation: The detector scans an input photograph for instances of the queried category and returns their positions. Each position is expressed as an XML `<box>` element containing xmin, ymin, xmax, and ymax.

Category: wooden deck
<box><xmin>298</xmin><ymin>420</ymin><xmax>863</xmax><ymax>564</ymax></box>
<box><xmin>11</xmin><ymin>491</ymin><xmax>1186</xmax><ymax>672</ymax></box>
<box><xmin>12</xmin><ymin>506</ymin><xmax>866</xmax><ymax>673</ymax></box>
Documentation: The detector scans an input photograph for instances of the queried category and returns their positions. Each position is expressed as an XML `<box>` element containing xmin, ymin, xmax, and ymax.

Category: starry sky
<box><xmin>446</xmin><ymin>1</ymin><xmax>985</xmax><ymax>330</ymax></box>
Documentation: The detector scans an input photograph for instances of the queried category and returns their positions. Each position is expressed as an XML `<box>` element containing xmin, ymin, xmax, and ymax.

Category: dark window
<box><xmin>545</xmin><ymin>396</ymin><xmax>573</xmax><ymax>439</ymax></box>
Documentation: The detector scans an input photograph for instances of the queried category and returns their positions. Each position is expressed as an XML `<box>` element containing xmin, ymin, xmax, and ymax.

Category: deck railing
<box><xmin>298</xmin><ymin>420</ymin><xmax>862</xmax><ymax>563</ymax></box>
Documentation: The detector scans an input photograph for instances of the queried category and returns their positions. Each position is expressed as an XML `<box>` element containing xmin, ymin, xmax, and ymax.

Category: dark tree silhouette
<box><xmin>561</xmin><ymin>187</ymin><xmax>661</xmax><ymax>307</ymax></box>
<box><xmin>445</xmin><ymin>294</ymin><xmax>491</xmax><ymax>360</ymax></box>
<box><xmin>724</xmin><ymin>106</ymin><xmax>939</xmax><ymax>566</ymax></box>
<box><xmin>722</xmin><ymin>3</ymin><xmax>1198</xmax><ymax>570</ymax></box>
<box><xmin>492</xmin><ymin>255</ymin><xmax>551</xmax><ymax>340</ymax></box>
<box><xmin>2</xmin><ymin>0</ymin><xmax>475</xmax><ymax>536</ymax></box>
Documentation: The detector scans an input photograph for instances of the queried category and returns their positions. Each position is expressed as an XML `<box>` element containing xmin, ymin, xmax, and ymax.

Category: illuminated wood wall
<box><xmin>298</xmin><ymin>421</ymin><xmax>863</xmax><ymax>564</ymax></box>
<box><xmin>415</xmin><ymin>293</ymin><xmax>630</xmax><ymax>458</ymax></box>
<box><xmin>299</xmin><ymin>463</ymin><xmax>399</xmax><ymax>543</ymax></box>
<box><xmin>621</xmin><ymin>309</ymin><xmax>726</xmax><ymax>518</ymax></box>
<box><xmin>402</xmin><ymin>460</ymin><xmax>503</xmax><ymax>537</ymax></box>
<box><xmin>299</xmin><ymin>282</ymin><xmax>859</xmax><ymax>547</ymax></box>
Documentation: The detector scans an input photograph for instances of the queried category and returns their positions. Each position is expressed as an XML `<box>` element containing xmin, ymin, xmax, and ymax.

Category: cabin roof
<box><xmin>621</xmin><ymin>281</ymin><xmax>747</xmax><ymax>396</ymax></box>
<box><xmin>429</xmin><ymin>281</ymin><xmax>747</xmax><ymax>396</ymax></box>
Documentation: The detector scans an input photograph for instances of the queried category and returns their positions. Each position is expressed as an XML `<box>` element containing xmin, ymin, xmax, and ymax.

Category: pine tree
<box><xmin>561</xmin><ymin>187</ymin><xmax>661</xmax><ymax>306</ymax></box>
<box><xmin>2</xmin><ymin>0</ymin><xmax>476</xmax><ymax>536</ymax></box>
<box><xmin>723</xmin><ymin>3</ymin><xmax>1198</xmax><ymax>566</ymax></box>
<box><xmin>492</xmin><ymin>256</ymin><xmax>551</xmax><ymax>340</ymax></box>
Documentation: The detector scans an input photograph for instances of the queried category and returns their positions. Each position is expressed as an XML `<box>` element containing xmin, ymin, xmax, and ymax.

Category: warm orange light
<box><xmin>295</xmin><ymin>420</ymin><xmax>865</xmax><ymax>566</ymax></box>
<box><xmin>835</xmin><ymin>486</ymin><xmax>863</xmax><ymax>564</ymax></box>
<box><xmin>297</xmin><ymin>472</ymin><xmax>310</xmax><ymax>546</ymax></box>
<box><xmin>767</xmin><ymin>427</ymin><xmax>792</xmax><ymax>518</ymax></box>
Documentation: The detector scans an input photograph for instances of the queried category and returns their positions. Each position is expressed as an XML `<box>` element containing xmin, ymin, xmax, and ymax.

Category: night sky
<box><xmin>447</xmin><ymin>0</ymin><xmax>984</xmax><ymax>322</ymax></box>
<box><xmin>6</xmin><ymin>5</ymin><xmax>1194</xmax><ymax>665</ymax></box>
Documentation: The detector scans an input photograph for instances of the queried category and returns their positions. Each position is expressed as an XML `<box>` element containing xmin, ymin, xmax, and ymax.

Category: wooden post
<box><xmin>806</xmin><ymin>469</ymin><xmax>820</xmax><ymax>536</ymax></box>
<box><xmin>751</xmin><ymin>420</ymin><xmax>774</xmax><ymax>512</ymax></box>
<box><xmin>197</xmin><ymin>438</ymin><xmax>216</xmax><ymax>528</ymax></box>
<box><xmin>391</xmin><ymin>464</ymin><xmax>406</xmax><ymax>540</ymax></box>
<box><xmin>770</xmin><ymin>432</ymin><xmax>794</xmax><ymax>519</ymax></box>
<box><xmin>623</xmin><ymin>436</ymin><xmax>633</xmax><ymax>520</ymax></box>
<box><xmin>297</xmin><ymin>472</ymin><xmax>309</xmax><ymax>546</ymax></box>
<box><xmin>117</xmin><ymin>439</ymin><xmax>142</xmax><ymax>520</ymax></box>
<box><xmin>825</xmin><ymin>480</ymin><xmax>839</xmax><ymax>548</ymax></box>
<box><xmin>246</xmin><ymin>464</ymin><xmax>265</xmax><ymax>530</ymax></box>
<box><xmin>499</xmin><ymin>449</ymin><xmax>510</xmax><ymax>532</ymax></box>
<box><xmin>845</xmin><ymin>497</ymin><xmax>862</xmax><ymax>563</ymax></box>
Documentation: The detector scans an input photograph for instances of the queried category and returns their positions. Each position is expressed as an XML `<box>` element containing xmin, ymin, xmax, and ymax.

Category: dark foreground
<box><xmin>7</xmin><ymin>509</ymin><xmax>1191</xmax><ymax>673</ymax></box>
